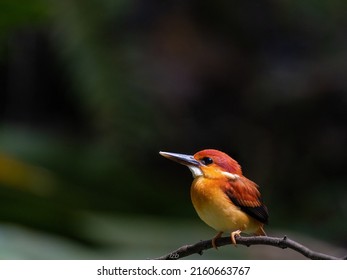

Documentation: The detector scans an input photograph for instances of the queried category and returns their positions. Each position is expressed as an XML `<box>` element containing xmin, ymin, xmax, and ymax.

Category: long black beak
<box><xmin>159</xmin><ymin>151</ymin><xmax>201</xmax><ymax>167</ymax></box>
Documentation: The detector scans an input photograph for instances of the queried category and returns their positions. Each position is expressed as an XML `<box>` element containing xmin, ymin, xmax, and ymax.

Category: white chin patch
<box><xmin>188</xmin><ymin>165</ymin><xmax>203</xmax><ymax>178</ymax></box>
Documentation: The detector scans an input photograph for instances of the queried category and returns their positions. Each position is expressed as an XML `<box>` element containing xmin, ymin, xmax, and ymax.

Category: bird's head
<box><xmin>159</xmin><ymin>149</ymin><xmax>242</xmax><ymax>179</ymax></box>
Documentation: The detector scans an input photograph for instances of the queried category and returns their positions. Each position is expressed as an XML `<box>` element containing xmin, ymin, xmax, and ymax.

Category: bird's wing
<box><xmin>223</xmin><ymin>176</ymin><xmax>269</xmax><ymax>224</ymax></box>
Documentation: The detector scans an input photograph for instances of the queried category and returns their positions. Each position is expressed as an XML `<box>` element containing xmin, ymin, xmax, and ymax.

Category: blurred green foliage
<box><xmin>0</xmin><ymin>0</ymin><xmax>346</xmax><ymax>259</ymax></box>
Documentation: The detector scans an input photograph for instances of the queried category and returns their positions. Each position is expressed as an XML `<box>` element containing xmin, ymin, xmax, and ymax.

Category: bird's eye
<box><xmin>201</xmin><ymin>157</ymin><xmax>213</xmax><ymax>165</ymax></box>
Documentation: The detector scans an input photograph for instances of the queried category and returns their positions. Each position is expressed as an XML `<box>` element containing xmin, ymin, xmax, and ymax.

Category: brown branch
<box><xmin>154</xmin><ymin>235</ymin><xmax>345</xmax><ymax>260</ymax></box>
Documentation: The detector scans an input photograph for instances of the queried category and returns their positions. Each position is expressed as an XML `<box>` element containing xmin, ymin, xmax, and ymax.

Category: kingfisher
<box><xmin>160</xmin><ymin>149</ymin><xmax>268</xmax><ymax>248</ymax></box>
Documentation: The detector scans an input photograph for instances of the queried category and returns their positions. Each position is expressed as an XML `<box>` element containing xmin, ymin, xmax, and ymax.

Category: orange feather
<box><xmin>160</xmin><ymin>149</ymin><xmax>269</xmax><ymax>246</ymax></box>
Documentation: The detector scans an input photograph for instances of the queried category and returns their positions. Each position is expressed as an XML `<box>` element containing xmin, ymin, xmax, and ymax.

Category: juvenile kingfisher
<box><xmin>160</xmin><ymin>149</ymin><xmax>269</xmax><ymax>248</ymax></box>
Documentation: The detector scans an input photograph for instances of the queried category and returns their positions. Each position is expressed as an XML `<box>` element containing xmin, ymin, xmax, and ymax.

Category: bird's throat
<box><xmin>188</xmin><ymin>165</ymin><xmax>203</xmax><ymax>178</ymax></box>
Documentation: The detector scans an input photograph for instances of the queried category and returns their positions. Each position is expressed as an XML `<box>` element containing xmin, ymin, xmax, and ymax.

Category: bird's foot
<box><xmin>211</xmin><ymin>231</ymin><xmax>223</xmax><ymax>250</ymax></box>
<box><xmin>230</xmin><ymin>230</ymin><xmax>242</xmax><ymax>247</ymax></box>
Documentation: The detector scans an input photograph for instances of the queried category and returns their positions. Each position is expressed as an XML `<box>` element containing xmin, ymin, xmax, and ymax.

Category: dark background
<box><xmin>0</xmin><ymin>0</ymin><xmax>346</xmax><ymax>259</ymax></box>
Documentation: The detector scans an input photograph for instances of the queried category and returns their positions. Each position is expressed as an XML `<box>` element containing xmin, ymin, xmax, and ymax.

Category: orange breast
<box><xmin>190</xmin><ymin>177</ymin><xmax>262</xmax><ymax>234</ymax></box>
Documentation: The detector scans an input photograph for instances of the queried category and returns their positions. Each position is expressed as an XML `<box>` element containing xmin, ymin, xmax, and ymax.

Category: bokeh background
<box><xmin>0</xmin><ymin>0</ymin><xmax>346</xmax><ymax>259</ymax></box>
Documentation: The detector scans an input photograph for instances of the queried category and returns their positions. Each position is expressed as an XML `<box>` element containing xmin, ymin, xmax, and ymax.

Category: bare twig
<box><xmin>154</xmin><ymin>235</ymin><xmax>343</xmax><ymax>260</ymax></box>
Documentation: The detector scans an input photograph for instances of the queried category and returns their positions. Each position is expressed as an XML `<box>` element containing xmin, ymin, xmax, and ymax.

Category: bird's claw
<box><xmin>211</xmin><ymin>231</ymin><xmax>223</xmax><ymax>250</ymax></box>
<box><xmin>231</xmin><ymin>230</ymin><xmax>242</xmax><ymax>247</ymax></box>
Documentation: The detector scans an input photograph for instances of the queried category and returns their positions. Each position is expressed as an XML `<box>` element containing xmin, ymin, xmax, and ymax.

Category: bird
<box><xmin>159</xmin><ymin>149</ymin><xmax>268</xmax><ymax>249</ymax></box>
